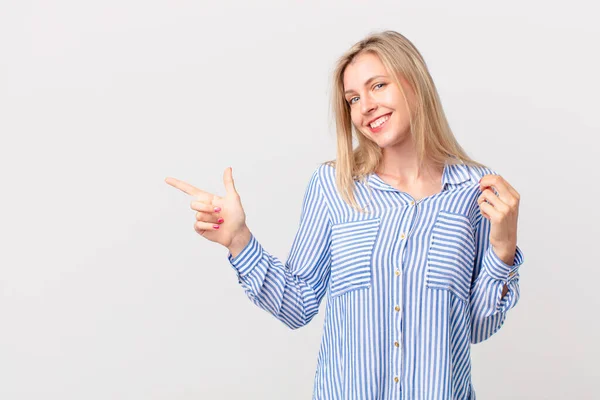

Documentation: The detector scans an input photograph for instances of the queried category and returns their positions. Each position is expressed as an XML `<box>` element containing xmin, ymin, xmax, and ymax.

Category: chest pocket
<box><xmin>330</xmin><ymin>218</ymin><xmax>380</xmax><ymax>298</ymax></box>
<box><xmin>426</xmin><ymin>211</ymin><xmax>476</xmax><ymax>302</ymax></box>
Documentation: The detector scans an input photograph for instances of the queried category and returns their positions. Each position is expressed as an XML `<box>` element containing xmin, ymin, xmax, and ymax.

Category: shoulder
<box><xmin>302</xmin><ymin>163</ymin><xmax>336</xmax><ymax>193</ymax></box>
<box><xmin>467</xmin><ymin>165</ymin><xmax>500</xmax><ymax>183</ymax></box>
<box><xmin>312</xmin><ymin>162</ymin><xmax>337</xmax><ymax>184</ymax></box>
<box><xmin>459</xmin><ymin>163</ymin><xmax>500</xmax><ymax>185</ymax></box>
<box><xmin>316</xmin><ymin>161</ymin><xmax>336</xmax><ymax>173</ymax></box>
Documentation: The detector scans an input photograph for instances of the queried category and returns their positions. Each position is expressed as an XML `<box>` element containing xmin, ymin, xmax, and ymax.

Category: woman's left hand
<box><xmin>477</xmin><ymin>175</ymin><xmax>520</xmax><ymax>265</ymax></box>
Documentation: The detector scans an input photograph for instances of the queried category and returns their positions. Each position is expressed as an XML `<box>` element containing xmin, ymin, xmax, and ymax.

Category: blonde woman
<box><xmin>166</xmin><ymin>30</ymin><xmax>524</xmax><ymax>399</ymax></box>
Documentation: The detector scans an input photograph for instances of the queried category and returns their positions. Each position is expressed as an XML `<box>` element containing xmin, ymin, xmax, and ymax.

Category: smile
<box><xmin>368</xmin><ymin>113</ymin><xmax>391</xmax><ymax>132</ymax></box>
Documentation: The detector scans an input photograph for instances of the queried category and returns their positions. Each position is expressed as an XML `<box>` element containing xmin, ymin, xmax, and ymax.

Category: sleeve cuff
<box><xmin>482</xmin><ymin>245</ymin><xmax>524</xmax><ymax>282</ymax></box>
<box><xmin>227</xmin><ymin>234</ymin><xmax>263</xmax><ymax>277</ymax></box>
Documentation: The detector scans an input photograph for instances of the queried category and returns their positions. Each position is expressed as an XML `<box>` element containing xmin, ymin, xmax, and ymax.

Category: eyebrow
<box><xmin>344</xmin><ymin>75</ymin><xmax>388</xmax><ymax>95</ymax></box>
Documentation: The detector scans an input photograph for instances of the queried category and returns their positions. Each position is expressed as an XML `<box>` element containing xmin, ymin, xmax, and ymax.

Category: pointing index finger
<box><xmin>165</xmin><ymin>177</ymin><xmax>209</xmax><ymax>198</ymax></box>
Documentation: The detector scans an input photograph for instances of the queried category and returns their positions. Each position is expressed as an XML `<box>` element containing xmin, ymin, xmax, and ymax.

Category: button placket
<box><xmin>394</xmin><ymin>220</ymin><xmax>408</xmax><ymax>393</ymax></box>
<box><xmin>393</xmin><ymin>231</ymin><xmax>404</xmax><ymax>392</ymax></box>
<box><xmin>394</xmin><ymin>199</ymin><xmax>419</xmax><ymax>392</ymax></box>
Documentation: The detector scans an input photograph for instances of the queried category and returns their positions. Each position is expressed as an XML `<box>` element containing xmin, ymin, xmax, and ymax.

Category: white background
<box><xmin>1</xmin><ymin>0</ymin><xmax>599</xmax><ymax>399</ymax></box>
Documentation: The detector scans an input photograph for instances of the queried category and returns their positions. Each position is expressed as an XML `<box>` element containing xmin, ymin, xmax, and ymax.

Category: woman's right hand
<box><xmin>165</xmin><ymin>167</ymin><xmax>251</xmax><ymax>252</ymax></box>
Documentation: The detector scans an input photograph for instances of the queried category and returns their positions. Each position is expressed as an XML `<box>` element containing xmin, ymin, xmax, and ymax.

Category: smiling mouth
<box><xmin>368</xmin><ymin>113</ymin><xmax>391</xmax><ymax>131</ymax></box>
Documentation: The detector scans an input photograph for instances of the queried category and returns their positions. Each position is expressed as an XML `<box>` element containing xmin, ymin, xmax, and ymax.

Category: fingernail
<box><xmin>213</xmin><ymin>224</ymin><xmax>220</xmax><ymax>230</ymax></box>
<box><xmin>217</xmin><ymin>218</ymin><xmax>224</xmax><ymax>224</ymax></box>
<box><xmin>214</xmin><ymin>207</ymin><xmax>221</xmax><ymax>212</ymax></box>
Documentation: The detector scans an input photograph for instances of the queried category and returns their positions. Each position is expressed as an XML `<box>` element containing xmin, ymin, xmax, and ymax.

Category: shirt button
<box><xmin>509</xmin><ymin>271</ymin><xmax>516</xmax><ymax>278</ymax></box>
<box><xmin>394</xmin><ymin>305</ymin><xmax>400</xmax><ymax>312</ymax></box>
<box><xmin>395</xmin><ymin>269</ymin><xmax>400</xmax><ymax>276</ymax></box>
<box><xmin>400</xmin><ymin>233</ymin><xmax>406</xmax><ymax>239</ymax></box>
<box><xmin>394</xmin><ymin>377</ymin><xmax>399</xmax><ymax>383</ymax></box>
<box><xmin>394</xmin><ymin>341</ymin><xmax>400</xmax><ymax>347</ymax></box>
<box><xmin>409</xmin><ymin>200</ymin><xmax>415</xmax><ymax>206</ymax></box>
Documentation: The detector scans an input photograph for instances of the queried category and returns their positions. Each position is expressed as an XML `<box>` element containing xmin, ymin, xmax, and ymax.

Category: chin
<box><xmin>379</xmin><ymin>134</ymin><xmax>409</xmax><ymax>149</ymax></box>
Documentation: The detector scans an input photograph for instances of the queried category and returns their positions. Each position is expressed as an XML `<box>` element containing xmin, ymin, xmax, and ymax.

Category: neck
<box><xmin>376</xmin><ymin>142</ymin><xmax>442</xmax><ymax>185</ymax></box>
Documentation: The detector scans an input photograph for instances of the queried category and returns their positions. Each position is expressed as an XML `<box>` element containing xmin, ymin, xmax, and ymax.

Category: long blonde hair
<box><xmin>327</xmin><ymin>30</ymin><xmax>485</xmax><ymax>211</ymax></box>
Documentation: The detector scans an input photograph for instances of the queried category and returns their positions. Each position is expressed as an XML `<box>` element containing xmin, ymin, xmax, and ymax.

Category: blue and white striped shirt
<box><xmin>228</xmin><ymin>162</ymin><xmax>524</xmax><ymax>399</ymax></box>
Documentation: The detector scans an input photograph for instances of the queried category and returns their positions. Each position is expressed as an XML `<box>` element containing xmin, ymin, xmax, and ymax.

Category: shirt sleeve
<box><xmin>227</xmin><ymin>168</ymin><xmax>332</xmax><ymax>330</ymax></box>
<box><xmin>469</xmin><ymin>211</ymin><xmax>525</xmax><ymax>344</ymax></box>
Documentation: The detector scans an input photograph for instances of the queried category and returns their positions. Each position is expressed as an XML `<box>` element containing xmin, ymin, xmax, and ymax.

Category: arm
<box><xmin>227</xmin><ymin>169</ymin><xmax>332</xmax><ymax>329</ymax></box>
<box><xmin>469</xmin><ymin>212</ymin><xmax>524</xmax><ymax>343</ymax></box>
<box><xmin>470</xmin><ymin>174</ymin><xmax>524</xmax><ymax>343</ymax></box>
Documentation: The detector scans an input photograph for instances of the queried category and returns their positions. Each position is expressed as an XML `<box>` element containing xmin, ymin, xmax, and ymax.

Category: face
<box><xmin>343</xmin><ymin>52</ymin><xmax>416</xmax><ymax>149</ymax></box>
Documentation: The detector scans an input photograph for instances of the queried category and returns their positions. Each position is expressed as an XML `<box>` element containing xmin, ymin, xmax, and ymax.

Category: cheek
<box><xmin>350</xmin><ymin>110</ymin><xmax>362</xmax><ymax>128</ymax></box>
<box><xmin>351</xmin><ymin>115</ymin><xmax>371</xmax><ymax>138</ymax></box>
<box><xmin>384</xmin><ymin>87</ymin><xmax>407</xmax><ymax>112</ymax></box>
<box><xmin>388</xmin><ymin>96</ymin><xmax>410</xmax><ymax>125</ymax></box>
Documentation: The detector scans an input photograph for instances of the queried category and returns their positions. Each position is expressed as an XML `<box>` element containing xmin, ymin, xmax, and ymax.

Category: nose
<box><xmin>360</xmin><ymin>93</ymin><xmax>377</xmax><ymax>116</ymax></box>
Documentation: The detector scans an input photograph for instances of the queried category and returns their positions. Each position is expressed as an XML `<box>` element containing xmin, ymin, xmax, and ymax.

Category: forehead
<box><xmin>343</xmin><ymin>52</ymin><xmax>389</xmax><ymax>90</ymax></box>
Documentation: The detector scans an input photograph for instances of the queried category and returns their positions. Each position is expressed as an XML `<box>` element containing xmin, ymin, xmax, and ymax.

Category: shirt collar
<box><xmin>442</xmin><ymin>161</ymin><xmax>472</xmax><ymax>187</ymax></box>
<box><xmin>366</xmin><ymin>160</ymin><xmax>473</xmax><ymax>192</ymax></box>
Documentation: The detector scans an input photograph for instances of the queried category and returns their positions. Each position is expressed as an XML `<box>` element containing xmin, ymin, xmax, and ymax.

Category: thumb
<box><xmin>223</xmin><ymin>167</ymin><xmax>238</xmax><ymax>196</ymax></box>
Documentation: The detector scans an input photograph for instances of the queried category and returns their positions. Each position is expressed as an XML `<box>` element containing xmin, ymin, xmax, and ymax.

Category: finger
<box><xmin>195</xmin><ymin>211</ymin><xmax>224</xmax><ymax>224</ymax></box>
<box><xmin>194</xmin><ymin>220</ymin><xmax>221</xmax><ymax>233</ymax></box>
<box><xmin>496</xmin><ymin>176</ymin><xmax>519</xmax><ymax>198</ymax></box>
<box><xmin>478</xmin><ymin>189</ymin><xmax>509</xmax><ymax>213</ymax></box>
<box><xmin>504</xmin><ymin>183</ymin><xmax>520</xmax><ymax>203</ymax></box>
<box><xmin>479</xmin><ymin>175</ymin><xmax>515</xmax><ymax>205</ymax></box>
<box><xmin>480</xmin><ymin>210</ymin><xmax>491</xmax><ymax>220</ymax></box>
<box><xmin>479</xmin><ymin>201</ymin><xmax>501</xmax><ymax>223</ymax></box>
<box><xmin>191</xmin><ymin>200</ymin><xmax>222</xmax><ymax>213</ymax></box>
<box><xmin>480</xmin><ymin>185</ymin><xmax>519</xmax><ymax>209</ymax></box>
<box><xmin>223</xmin><ymin>167</ymin><xmax>238</xmax><ymax>197</ymax></box>
<box><xmin>208</xmin><ymin>194</ymin><xmax>226</xmax><ymax>206</ymax></box>
<box><xmin>165</xmin><ymin>177</ymin><xmax>212</xmax><ymax>201</ymax></box>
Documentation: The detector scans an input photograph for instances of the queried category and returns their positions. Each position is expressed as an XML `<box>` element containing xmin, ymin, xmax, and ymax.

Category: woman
<box><xmin>166</xmin><ymin>30</ymin><xmax>524</xmax><ymax>399</ymax></box>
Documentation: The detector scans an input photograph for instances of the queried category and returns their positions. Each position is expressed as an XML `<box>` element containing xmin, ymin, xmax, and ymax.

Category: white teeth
<box><xmin>370</xmin><ymin>115</ymin><xmax>389</xmax><ymax>128</ymax></box>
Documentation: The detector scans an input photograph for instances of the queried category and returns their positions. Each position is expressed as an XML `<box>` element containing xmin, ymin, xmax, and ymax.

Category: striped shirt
<box><xmin>228</xmin><ymin>162</ymin><xmax>524</xmax><ymax>400</ymax></box>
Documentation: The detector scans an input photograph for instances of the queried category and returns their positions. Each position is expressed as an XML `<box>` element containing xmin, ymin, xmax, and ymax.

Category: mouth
<box><xmin>367</xmin><ymin>113</ymin><xmax>392</xmax><ymax>133</ymax></box>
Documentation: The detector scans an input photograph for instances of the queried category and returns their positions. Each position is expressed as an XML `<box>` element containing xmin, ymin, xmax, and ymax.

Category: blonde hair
<box><xmin>326</xmin><ymin>30</ymin><xmax>485</xmax><ymax>211</ymax></box>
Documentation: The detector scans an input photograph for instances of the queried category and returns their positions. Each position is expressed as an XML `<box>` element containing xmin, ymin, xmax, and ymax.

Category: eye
<box><xmin>348</xmin><ymin>96</ymin><xmax>359</xmax><ymax>105</ymax></box>
<box><xmin>374</xmin><ymin>83</ymin><xmax>386</xmax><ymax>90</ymax></box>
